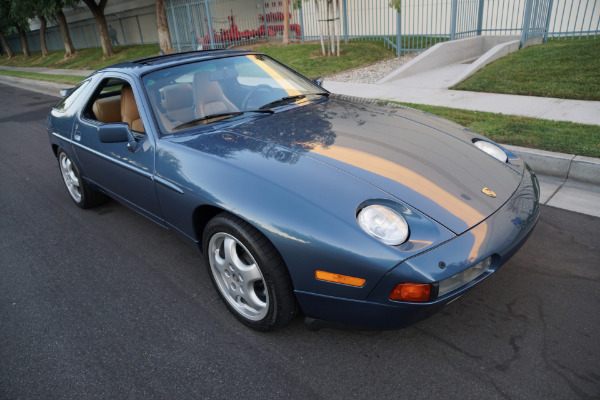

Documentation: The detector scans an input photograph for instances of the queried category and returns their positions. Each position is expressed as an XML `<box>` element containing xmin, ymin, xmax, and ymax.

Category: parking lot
<box><xmin>1</xmin><ymin>83</ymin><xmax>598</xmax><ymax>399</ymax></box>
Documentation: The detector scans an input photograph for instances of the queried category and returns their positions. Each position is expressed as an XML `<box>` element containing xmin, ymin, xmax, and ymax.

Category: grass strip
<box><xmin>254</xmin><ymin>40</ymin><xmax>397</xmax><ymax>79</ymax></box>
<box><xmin>0</xmin><ymin>44</ymin><xmax>161</xmax><ymax>71</ymax></box>
<box><xmin>452</xmin><ymin>38</ymin><xmax>600</xmax><ymax>101</ymax></box>
<box><xmin>0</xmin><ymin>69</ymin><xmax>84</xmax><ymax>85</ymax></box>
<box><xmin>393</xmin><ymin>102</ymin><xmax>600</xmax><ymax>158</ymax></box>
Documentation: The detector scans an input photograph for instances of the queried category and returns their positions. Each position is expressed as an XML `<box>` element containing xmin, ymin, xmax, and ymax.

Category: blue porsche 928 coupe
<box><xmin>47</xmin><ymin>50</ymin><xmax>540</xmax><ymax>331</ymax></box>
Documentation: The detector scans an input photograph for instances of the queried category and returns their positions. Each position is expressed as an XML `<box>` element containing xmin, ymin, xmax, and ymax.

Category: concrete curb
<box><xmin>504</xmin><ymin>145</ymin><xmax>600</xmax><ymax>185</ymax></box>
<box><xmin>0</xmin><ymin>75</ymin><xmax>65</xmax><ymax>98</ymax></box>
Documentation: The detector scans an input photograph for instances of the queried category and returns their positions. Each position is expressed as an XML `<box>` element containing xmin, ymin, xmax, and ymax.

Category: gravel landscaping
<box><xmin>325</xmin><ymin>54</ymin><xmax>416</xmax><ymax>83</ymax></box>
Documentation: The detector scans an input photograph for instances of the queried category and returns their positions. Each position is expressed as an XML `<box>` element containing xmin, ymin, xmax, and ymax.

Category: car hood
<box><xmin>188</xmin><ymin>98</ymin><xmax>522</xmax><ymax>234</ymax></box>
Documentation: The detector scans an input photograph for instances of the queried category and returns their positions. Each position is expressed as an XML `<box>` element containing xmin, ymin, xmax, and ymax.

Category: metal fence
<box><xmin>163</xmin><ymin>0</ymin><xmax>599</xmax><ymax>56</ymax></box>
<box><xmin>1</xmin><ymin>0</ymin><xmax>599</xmax><ymax>56</ymax></box>
<box><xmin>3</xmin><ymin>5</ymin><xmax>158</xmax><ymax>54</ymax></box>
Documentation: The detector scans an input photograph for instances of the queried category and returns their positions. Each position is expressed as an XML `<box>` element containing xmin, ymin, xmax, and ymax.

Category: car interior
<box><xmin>86</xmin><ymin>55</ymin><xmax>303</xmax><ymax>135</ymax></box>
<box><xmin>85</xmin><ymin>78</ymin><xmax>146</xmax><ymax>134</ymax></box>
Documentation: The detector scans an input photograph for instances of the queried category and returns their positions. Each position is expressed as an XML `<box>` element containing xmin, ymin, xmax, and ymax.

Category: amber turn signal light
<box><xmin>389</xmin><ymin>283</ymin><xmax>431</xmax><ymax>302</ymax></box>
<box><xmin>315</xmin><ymin>270</ymin><xmax>366</xmax><ymax>287</ymax></box>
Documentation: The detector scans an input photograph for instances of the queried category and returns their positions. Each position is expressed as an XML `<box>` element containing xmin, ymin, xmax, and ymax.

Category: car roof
<box><xmin>97</xmin><ymin>49</ymin><xmax>260</xmax><ymax>76</ymax></box>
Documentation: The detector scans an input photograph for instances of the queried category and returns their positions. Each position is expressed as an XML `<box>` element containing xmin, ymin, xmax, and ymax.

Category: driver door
<box><xmin>72</xmin><ymin>73</ymin><xmax>163</xmax><ymax>223</ymax></box>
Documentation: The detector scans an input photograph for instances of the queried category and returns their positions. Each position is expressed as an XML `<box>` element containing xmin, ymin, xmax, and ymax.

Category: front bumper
<box><xmin>296</xmin><ymin>164</ymin><xmax>540</xmax><ymax>330</ymax></box>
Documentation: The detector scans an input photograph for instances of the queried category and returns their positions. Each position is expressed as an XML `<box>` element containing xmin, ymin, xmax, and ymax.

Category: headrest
<box><xmin>121</xmin><ymin>85</ymin><xmax>139</xmax><ymax>119</ymax></box>
<box><xmin>163</xmin><ymin>83</ymin><xmax>194</xmax><ymax>111</ymax></box>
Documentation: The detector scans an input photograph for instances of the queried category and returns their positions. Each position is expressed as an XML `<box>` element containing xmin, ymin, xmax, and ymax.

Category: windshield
<box><xmin>142</xmin><ymin>54</ymin><xmax>326</xmax><ymax>134</ymax></box>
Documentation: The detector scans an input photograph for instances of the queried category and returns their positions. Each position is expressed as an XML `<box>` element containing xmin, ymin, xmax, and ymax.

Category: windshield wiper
<box><xmin>245</xmin><ymin>109</ymin><xmax>275</xmax><ymax>114</ymax></box>
<box><xmin>172</xmin><ymin>109</ymin><xmax>274</xmax><ymax>131</ymax></box>
<box><xmin>259</xmin><ymin>92</ymin><xmax>329</xmax><ymax>110</ymax></box>
<box><xmin>173</xmin><ymin>112</ymin><xmax>243</xmax><ymax>130</ymax></box>
<box><xmin>259</xmin><ymin>94</ymin><xmax>306</xmax><ymax>110</ymax></box>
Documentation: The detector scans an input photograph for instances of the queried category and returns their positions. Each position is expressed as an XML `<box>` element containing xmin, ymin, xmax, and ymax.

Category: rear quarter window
<box><xmin>55</xmin><ymin>79</ymin><xmax>91</xmax><ymax>111</ymax></box>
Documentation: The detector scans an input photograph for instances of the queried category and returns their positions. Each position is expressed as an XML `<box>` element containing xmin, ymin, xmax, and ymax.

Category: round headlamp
<box><xmin>357</xmin><ymin>205</ymin><xmax>409</xmax><ymax>245</ymax></box>
<box><xmin>473</xmin><ymin>140</ymin><xmax>508</xmax><ymax>163</ymax></box>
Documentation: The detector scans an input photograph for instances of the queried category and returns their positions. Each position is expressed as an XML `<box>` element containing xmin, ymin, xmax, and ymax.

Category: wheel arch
<box><xmin>192</xmin><ymin>205</ymin><xmax>297</xmax><ymax>287</ymax></box>
<box><xmin>192</xmin><ymin>204</ymin><xmax>224</xmax><ymax>252</ymax></box>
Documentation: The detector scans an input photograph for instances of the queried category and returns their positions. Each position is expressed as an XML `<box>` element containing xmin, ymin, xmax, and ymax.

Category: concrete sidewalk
<box><xmin>0</xmin><ymin>65</ymin><xmax>598</xmax><ymax>217</ymax></box>
<box><xmin>0</xmin><ymin>65</ymin><xmax>92</xmax><ymax>77</ymax></box>
<box><xmin>323</xmin><ymin>80</ymin><xmax>600</xmax><ymax>126</ymax></box>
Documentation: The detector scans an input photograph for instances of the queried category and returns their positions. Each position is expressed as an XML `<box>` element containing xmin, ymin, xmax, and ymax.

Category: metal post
<box><xmin>450</xmin><ymin>0</ymin><xmax>458</xmax><ymax>40</ymax></box>
<box><xmin>118</xmin><ymin>18</ymin><xmax>126</xmax><ymax>45</ymax></box>
<box><xmin>543</xmin><ymin>0</ymin><xmax>554</xmax><ymax>42</ymax></box>
<box><xmin>92</xmin><ymin>24</ymin><xmax>99</xmax><ymax>47</ymax></box>
<box><xmin>299</xmin><ymin>3</ymin><xmax>305</xmax><ymax>42</ymax></box>
<box><xmin>136</xmin><ymin>15</ymin><xmax>144</xmax><ymax>45</ymax></box>
<box><xmin>476</xmin><ymin>0</ymin><xmax>485</xmax><ymax>36</ymax></box>
<box><xmin>521</xmin><ymin>0</ymin><xmax>534</xmax><ymax>47</ymax></box>
<box><xmin>342</xmin><ymin>0</ymin><xmax>348</xmax><ymax>43</ymax></box>
<box><xmin>186</xmin><ymin>4</ymin><xmax>194</xmax><ymax>48</ymax></box>
<box><xmin>168</xmin><ymin>4</ymin><xmax>182</xmax><ymax>52</ymax></box>
<box><xmin>204</xmin><ymin>2</ymin><xmax>215</xmax><ymax>49</ymax></box>
<box><xmin>261</xmin><ymin>0</ymin><xmax>268</xmax><ymax>42</ymax></box>
<box><xmin>396</xmin><ymin>10</ymin><xmax>401</xmax><ymax>57</ymax></box>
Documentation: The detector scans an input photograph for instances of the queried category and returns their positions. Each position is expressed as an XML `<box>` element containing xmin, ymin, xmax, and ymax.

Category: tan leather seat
<box><xmin>121</xmin><ymin>85</ymin><xmax>145</xmax><ymax>133</ymax></box>
<box><xmin>93</xmin><ymin>96</ymin><xmax>121</xmax><ymax>123</ymax></box>
<box><xmin>193</xmin><ymin>71</ymin><xmax>238</xmax><ymax>118</ymax></box>
<box><xmin>163</xmin><ymin>83</ymin><xmax>195</xmax><ymax>123</ymax></box>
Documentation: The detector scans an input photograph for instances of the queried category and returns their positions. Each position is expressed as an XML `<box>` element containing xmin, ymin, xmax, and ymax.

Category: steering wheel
<box><xmin>241</xmin><ymin>84</ymin><xmax>273</xmax><ymax>109</ymax></box>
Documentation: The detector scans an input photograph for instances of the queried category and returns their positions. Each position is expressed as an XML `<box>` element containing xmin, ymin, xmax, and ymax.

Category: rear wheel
<box><xmin>57</xmin><ymin>149</ymin><xmax>106</xmax><ymax>209</ymax></box>
<box><xmin>203</xmin><ymin>213</ymin><xmax>297</xmax><ymax>331</ymax></box>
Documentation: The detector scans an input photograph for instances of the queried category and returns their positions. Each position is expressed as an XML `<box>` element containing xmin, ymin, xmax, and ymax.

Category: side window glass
<box><xmin>83</xmin><ymin>78</ymin><xmax>146</xmax><ymax>134</ymax></box>
<box><xmin>55</xmin><ymin>79</ymin><xmax>91</xmax><ymax>111</ymax></box>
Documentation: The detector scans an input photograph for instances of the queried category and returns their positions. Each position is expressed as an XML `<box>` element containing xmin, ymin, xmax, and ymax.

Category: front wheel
<box><xmin>203</xmin><ymin>213</ymin><xmax>298</xmax><ymax>331</ymax></box>
<box><xmin>57</xmin><ymin>148</ymin><xmax>106</xmax><ymax>209</ymax></box>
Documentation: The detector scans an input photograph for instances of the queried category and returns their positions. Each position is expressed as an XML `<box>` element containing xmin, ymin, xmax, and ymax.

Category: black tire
<box><xmin>57</xmin><ymin>148</ymin><xmax>107</xmax><ymax>209</ymax></box>
<box><xmin>202</xmin><ymin>213</ymin><xmax>298</xmax><ymax>331</ymax></box>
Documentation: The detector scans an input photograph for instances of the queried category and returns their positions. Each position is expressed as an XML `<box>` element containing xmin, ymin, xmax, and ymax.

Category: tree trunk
<box><xmin>39</xmin><ymin>16</ymin><xmax>49</xmax><ymax>57</ymax></box>
<box><xmin>156</xmin><ymin>0</ymin><xmax>173</xmax><ymax>54</ymax></box>
<box><xmin>82</xmin><ymin>0</ymin><xmax>114</xmax><ymax>58</ymax></box>
<box><xmin>282</xmin><ymin>0</ymin><xmax>290</xmax><ymax>45</ymax></box>
<box><xmin>18</xmin><ymin>28</ymin><xmax>30</xmax><ymax>58</ymax></box>
<box><xmin>333</xmin><ymin>0</ymin><xmax>342</xmax><ymax>57</ymax></box>
<box><xmin>315</xmin><ymin>0</ymin><xmax>325</xmax><ymax>56</ymax></box>
<box><xmin>327</xmin><ymin>0</ymin><xmax>335</xmax><ymax>55</ymax></box>
<box><xmin>0</xmin><ymin>31</ymin><xmax>14</xmax><ymax>58</ymax></box>
<box><xmin>56</xmin><ymin>10</ymin><xmax>76</xmax><ymax>58</ymax></box>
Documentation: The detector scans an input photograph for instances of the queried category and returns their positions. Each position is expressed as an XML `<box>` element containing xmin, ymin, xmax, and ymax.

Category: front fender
<box><xmin>154</xmin><ymin>131</ymin><xmax>454</xmax><ymax>301</ymax></box>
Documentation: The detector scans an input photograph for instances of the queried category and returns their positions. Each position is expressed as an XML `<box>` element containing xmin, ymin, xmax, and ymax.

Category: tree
<box><xmin>38</xmin><ymin>15</ymin><xmax>49</xmax><ymax>57</ymax></box>
<box><xmin>0</xmin><ymin>29</ymin><xmax>14</xmax><ymax>59</ymax></box>
<box><xmin>282</xmin><ymin>0</ymin><xmax>290</xmax><ymax>45</ymax></box>
<box><xmin>81</xmin><ymin>0</ymin><xmax>114</xmax><ymax>58</ymax></box>
<box><xmin>56</xmin><ymin>7</ymin><xmax>77</xmax><ymax>57</ymax></box>
<box><xmin>31</xmin><ymin>0</ymin><xmax>79</xmax><ymax>58</ymax></box>
<box><xmin>305</xmin><ymin>0</ymin><xmax>340</xmax><ymax>56</ymax></box>
<box><xmin>8</xmin><ymin>0</ymin><xmax>32</xmax><ymax>58</ymax></box>
<box><xmin>0</xmin><ymin>0</ymin><xmax>15</xmax><ymax>58</ymax></box>
<box><xmin>156</xmin><ymin>0</ymin><xmax>173</xmax><ymax>54</ymax></box>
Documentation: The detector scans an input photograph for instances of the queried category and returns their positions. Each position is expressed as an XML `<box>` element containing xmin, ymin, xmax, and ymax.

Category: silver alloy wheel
<box><xmin>59</xmin><ymin>152</ymin><xmax>82</xmax><ymax>203</ymax></box>
<box><xmin>208</xmin><ymin>232</ymin><xmax>269</xmax><ymax>321</ymax></box>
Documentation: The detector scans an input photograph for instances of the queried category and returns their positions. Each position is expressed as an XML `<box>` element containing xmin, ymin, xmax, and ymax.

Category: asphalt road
<box><xmin>1</xmin><ymin>83</ymin><xmax>599</xmax><ymax>400</ymax></box>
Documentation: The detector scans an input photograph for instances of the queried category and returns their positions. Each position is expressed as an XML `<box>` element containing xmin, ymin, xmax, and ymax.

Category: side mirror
<box><xmin>313</xmin><ymin>77</ymin><xmax>324</xmax><ymax>86</ymax></box>
<box><xmin>98</xmin><ymin>123</ymin><xmax>139</xmax><ymax>152</ymax></box>
<box><xmin>60</xmin><ymin>88</ymin><xmax>73</xmax><ymax>97</ymax></box>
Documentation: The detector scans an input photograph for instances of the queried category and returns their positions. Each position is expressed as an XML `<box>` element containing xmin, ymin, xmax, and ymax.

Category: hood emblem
<box><xmin>482</xmin><ymin>187</ymin><xmax>497</xmax><ymax>198</ymax></box>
